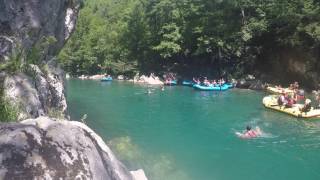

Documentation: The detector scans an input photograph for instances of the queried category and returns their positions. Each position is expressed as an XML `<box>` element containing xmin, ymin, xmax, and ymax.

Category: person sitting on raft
<box><xmin>220</xmin><ymin>78</ymin><xmax>225</xmax><ymax>85</ymax></box>
<box><xmin>293</xmin><ymin>81</ymin><xmax>299</xmax><ymax>90</ymax></box>
<box><xmin>212</xmin><ymin>80</ymin><xmax>217</xmax><ymax>86</ymax></box>
<box><xmin>289</xmin><ymin>83</ymin><xmax>294</xmax><ymax>90</ymax></box>
<box><xmin>300</xmin><ymin>99</ymin><xmax>312</xmax><ymax>113</ymax></box>
<box><xmin>203</xmin><ymin>77</ymin><xmax>210</xmax><ymax>86</ymax></box>
<box><xmin>278</xmin><ymin>92</ymin><xmax>287</xmax><ymax>106</ymax></box>
<box><xmin>165</xmin><ymin>77</ymin><xmax>172</xmax><ymax>84</ymax></box>
<box><xmin>275</xmin><ymin>85</ymin><xmax>282</xmax><ymax>89</ymax></box>
<box><xmin>286</xmin><ymin>96</ymin><xmax>295</xmax><ymax>108</ymax></box>
<box><xmin>296</xmin><ymin>89</ymin><xmax>305</xmax><ymax>102</ymax></box>
<box><xmin>193</xmin><ymin>77</ymin><xmax>197</xmax><ymax>84</ymax></box>
<box><xmin>238</xmin><ymin>126</ymin><xmax>262</xmax><ymax>139</ymax></box>
<box><xmin>193</xmin><ymin>77</ymin><xmax>200</xmax><ymax>85</ymax></box>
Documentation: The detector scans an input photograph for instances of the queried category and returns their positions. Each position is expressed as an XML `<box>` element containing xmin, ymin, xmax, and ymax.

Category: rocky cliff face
<box><xmin>0</xmin><ymin>0</ymin><xmax>81</xmax><ymax>120</ymax></box>
<box><xmin>0</xmin><ymin>1</ymin><xmax>147</xmax><ymax>179</ymax></box>
<box><xmin>0</xmin><ymin>117</ymin><xmax>140</xmax><ymax>180</ymax></box>
<box><xmin>256</xmin><ymin>47</ymin><xmax>320</xmax><ymax>89</ymax></box>
<box><xmin>0</xmin><ymin>0</ymin><xmax>80</xmax><ymax>60</ymax></box>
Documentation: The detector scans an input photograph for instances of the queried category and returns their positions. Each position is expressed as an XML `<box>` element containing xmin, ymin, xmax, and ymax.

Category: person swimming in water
<box><xmin>236</xmin><ymin>126</ymin><xmax>262</xmax><ymax>139</ymax></box>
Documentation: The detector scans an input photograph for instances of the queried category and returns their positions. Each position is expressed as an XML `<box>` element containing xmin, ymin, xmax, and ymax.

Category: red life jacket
<box><xmin>246</xmin><ymin>130</ymin><xmax>256</xmax><ymax>137</ymax></box>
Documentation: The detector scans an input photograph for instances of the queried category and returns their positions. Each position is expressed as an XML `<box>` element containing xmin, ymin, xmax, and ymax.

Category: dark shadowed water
<box><xmin>66</xmin><ymin>79</ymin><xmax>320</xmax><ymax>180</ymax></box>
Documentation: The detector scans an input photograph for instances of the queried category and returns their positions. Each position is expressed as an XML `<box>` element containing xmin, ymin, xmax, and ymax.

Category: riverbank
<box><xmin>73</xmin><ymin>73</ymin><xmax>268</xmax><ymax>90</ymax></box>
<box><xmin>82</xmin><ymin>73</ymin><xmax>320</xmax><ymax>93</ymax></box>
<box><xmin>74</xmin><ymin>74</ymin><xmax>165</xmax><ymax>85</ymax></box>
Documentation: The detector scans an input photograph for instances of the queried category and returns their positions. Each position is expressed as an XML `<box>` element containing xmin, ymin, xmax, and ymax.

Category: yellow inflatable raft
<box><xmin>266</xmin><ymin>86</ymin><xmax>294</xmax><ymax>94</ymax></box>
<box><xmin>262</xmin><ymin>96</ymin><xmax>320</xmax><ymax>118</ymax></box>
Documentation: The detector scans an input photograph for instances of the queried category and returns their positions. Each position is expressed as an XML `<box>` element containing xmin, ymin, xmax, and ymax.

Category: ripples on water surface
<box><xmin>67</xmin><ymin>80</ymin><xmax>320</xmax><ymax>180</ymax></box>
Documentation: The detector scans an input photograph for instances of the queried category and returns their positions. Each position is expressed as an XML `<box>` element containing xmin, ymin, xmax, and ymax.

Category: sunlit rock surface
<box><xmin>0</xmin><ymin>117</ymin><xmax>147</xmax><ymax>180</ymax></box>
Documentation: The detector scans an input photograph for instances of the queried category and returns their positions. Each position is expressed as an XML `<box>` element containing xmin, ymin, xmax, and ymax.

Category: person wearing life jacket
<box><xmin>300</xmin><ymin>99</ymin><xmax>312</xmax><ymax>113</ymax></box>
<box><xmin>285</xmin><ymin>96</ymin><xmax>294</xmax><ymax>108</ymax></box>
<box><xmin>278</xmin><ymin>92</ymin><xmax>287</xmax><ymax>106</ymax></box>
<box><xmin>203</xmin><ymin>77</ymin><xmax>210</xmax><ymax>86</ymax></box>
<box><xmin>212</xmin><ymin>80</ymin><xmax>217</xmax><ymax>86</ymax></box>
<box><xmin>284</xmin><ymin>94</ymin><xmax>295</xmax><ymax>108</ymax></box>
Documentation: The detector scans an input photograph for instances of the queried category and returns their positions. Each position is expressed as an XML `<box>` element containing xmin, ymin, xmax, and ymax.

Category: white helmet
<box><xmin>305</xmin><ymin>99</ymin><xmax>311</xmax><ymax>104</ymax></box>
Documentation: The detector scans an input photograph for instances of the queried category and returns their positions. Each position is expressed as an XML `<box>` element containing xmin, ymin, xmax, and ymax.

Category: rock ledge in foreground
<box><xmin>0</xmin><ymin>116</ymin><xmax>147</xmax><ymax>180</ymax></box>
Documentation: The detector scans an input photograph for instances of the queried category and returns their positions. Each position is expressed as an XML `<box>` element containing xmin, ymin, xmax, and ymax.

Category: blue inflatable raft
<box><xmin>101</xmin><ymin>77</ymin><xmax>113</xmax><ymax>81</ymax></box>
<box><xmin>225</xmin><ymin>83</ymin><xmax>234</xmax><ymax>88</ymax></box>
<box><xmin>193</xmin><ymin>84</ymin><xmax>229</xmax><ymax>91</ymax></box>
<box><xmin>165</xmin><ymin>80</ymin><xmax>177</xmax><ymax>86</ymax></box>
<box><xmin>182</xmin><ymin>80</ymin><xmax>193</xmax><ymax>86</ymax></box>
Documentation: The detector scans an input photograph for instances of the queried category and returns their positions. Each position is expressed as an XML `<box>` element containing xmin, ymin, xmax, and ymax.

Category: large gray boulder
<box><xmin>0</xmin><ymin>117</ymin><xmax>141</xmax><ymax>180</ymax></box>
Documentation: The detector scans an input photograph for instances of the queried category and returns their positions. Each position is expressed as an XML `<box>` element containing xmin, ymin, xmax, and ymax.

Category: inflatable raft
<box><xmin>225</xmin><ymin>83</ymin><xmax>234</xmax><ymax>88</ymax></box>
<box><xmin>101</xmin><ymin>77</ymin><xmax>113</xmax><ymax>81</ymax></box>
<box><xmin>193</xmin><ymin>84</ymin><xmax>229</xmax><ymax>91</ymax></box>
<box><xmin>262</xmin><ymin>96</ymin><xmax>320</xmax><ymax>118</ymax></box>
<box><xmin>164</xmin><ymin>80</ymin><xmax>177</xmax><ymax>86</ymax></box>
<box><xmin>266</xmin><ymin>86</ymin><xmax>294</xmax><ymax>94</ymax></box>
<box><xmin>182</xmin><ymin>80</ymin><xmax>193</xmax><ymax>86</ymax></box>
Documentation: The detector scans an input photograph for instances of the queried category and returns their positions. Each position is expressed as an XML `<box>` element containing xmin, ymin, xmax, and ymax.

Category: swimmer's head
<box><xmin>246</xmin><ymin>126</ymin><xmax>252</xmax><ymax>131</ymax></box>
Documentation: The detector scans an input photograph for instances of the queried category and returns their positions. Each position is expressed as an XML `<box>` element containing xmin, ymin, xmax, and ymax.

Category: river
<box><xmin>66</xmin><ymin>79</ymin><xmax>320</xmax><ymax>180</ymax></box>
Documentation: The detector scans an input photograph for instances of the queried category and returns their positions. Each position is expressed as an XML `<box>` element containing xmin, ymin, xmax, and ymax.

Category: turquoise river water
<box><xmin>66</xmin><ymin>79</ymin><xmax>320</xmax><ymax>180</ymax></box>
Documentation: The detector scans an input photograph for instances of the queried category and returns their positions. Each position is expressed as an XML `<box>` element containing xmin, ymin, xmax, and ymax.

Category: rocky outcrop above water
<box><xmin>0</xmin><ymin>1</ymin><xmax>147</xmax><ymax>180</ymax></box>
<box><xmin>133</xmin><ymin>74</ymin><xmax>164</xmax><ymax>85</ymax></box>
<box><xmin>0</xmin><ymin>0</ymin><xmax>81</xmax><ymax>119</ymax></box>
<box><xmin>236</xmin><ymin>75</ymin><xmax>266</xmax><ymax>90</ymax></box>
<box><xmin>3</xmin><ymin>62</ymin><xmax>67</xmax><ymax>120</ymax></box>
<box><xmin>0</xmin><ymin>116</ymin><xmax>146</xmax><ymax>180</ymax></box>
<box><xmin>257</xmin><ymin>48</ymin><xmax>320</xmax><ymax>89</ymax></box>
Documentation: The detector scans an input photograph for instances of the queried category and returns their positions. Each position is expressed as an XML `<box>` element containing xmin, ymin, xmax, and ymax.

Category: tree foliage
<box><xmin>59</xmin><ymin>0</ymin><xmax>320</xmax><ymax>77</ymax></box>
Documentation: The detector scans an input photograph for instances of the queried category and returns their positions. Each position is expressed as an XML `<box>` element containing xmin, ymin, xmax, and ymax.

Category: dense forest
<box><xmin>59</xmin><ymin>0</ymin><xmax>320</xmax><ymax>85</ymax></box>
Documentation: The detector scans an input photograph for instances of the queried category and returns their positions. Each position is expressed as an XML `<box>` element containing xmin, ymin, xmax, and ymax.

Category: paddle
<box><xmin>270</xmin><ymin>104</ymin><xmax>280</xmax><ymax>107</ymax></box>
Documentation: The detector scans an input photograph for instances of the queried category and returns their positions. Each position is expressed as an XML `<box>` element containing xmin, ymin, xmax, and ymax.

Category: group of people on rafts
<box><xmin>240</xmin><ymin>81</ymin><xmax>317</xmax><ymax>139</ymax></box>
<box><xmin>276</xmin><ymin>82</ymin><xmax>318</xmax><ymax>112</ymax></box>
<box><xmin>192</xmin><ymin>77</ymin><xmax>226</xmax><ymax>87</ymax></box>
<box><xmin>164</xmin><ymin>73</ymin><xmax>177</xmax><ymax>84</ymax></box>
<box><xmin>277</xmin><ymin>82</ymin><xmax>304</xmax><ymax>108</ymax></box>
<box><xmin>275</xmin><ymin>81</ymin><xmax>300</xmax><ymax>90</ymax></box>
